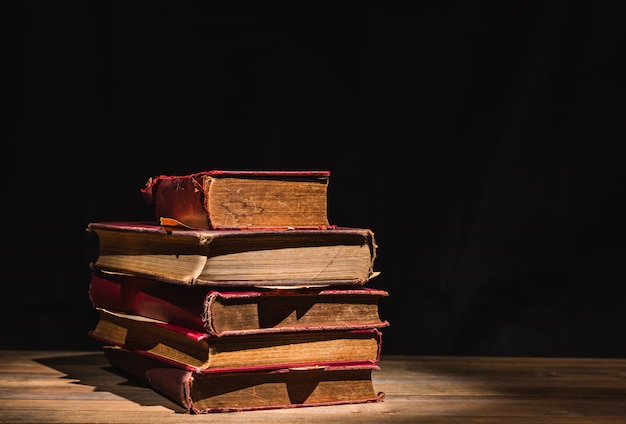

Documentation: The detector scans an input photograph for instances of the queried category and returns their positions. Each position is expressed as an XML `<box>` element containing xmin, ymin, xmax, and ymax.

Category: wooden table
<box><xmin>0</xmin><ymin>350</ymin><xmax>624</xmax><ymax>423</ymax></box>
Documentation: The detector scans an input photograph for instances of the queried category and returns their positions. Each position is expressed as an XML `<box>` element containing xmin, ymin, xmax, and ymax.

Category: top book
<box><xmin>141</xmin><ymin>170</ymin><xmax>331</xmax><ymax>229</ymax></box>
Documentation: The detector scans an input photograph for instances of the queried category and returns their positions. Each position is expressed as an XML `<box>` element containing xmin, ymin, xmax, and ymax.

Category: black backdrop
<box><xmin>5</xmin><ymin>2</ymin><xmax>625</xmax><ymax>357</ymax></box>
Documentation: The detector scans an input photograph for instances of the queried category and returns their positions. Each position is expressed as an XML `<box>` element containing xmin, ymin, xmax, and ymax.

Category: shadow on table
<box><xmin>34</xmin><ymin>351</ymin><xmax>186</xmax><ymax>413</ymax></box>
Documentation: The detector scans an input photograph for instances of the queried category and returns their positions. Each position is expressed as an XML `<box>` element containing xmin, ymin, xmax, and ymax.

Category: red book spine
<box><xmin>89</xmin><ymin>272</ymin><xmax>208</xmax><ymax>332</ymax></box>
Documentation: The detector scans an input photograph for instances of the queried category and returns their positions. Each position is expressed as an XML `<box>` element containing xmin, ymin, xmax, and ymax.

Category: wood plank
<box><xmin>0</xmin><ymin>409</ymin><xmax>624</xmax><ymax>424</ymax></box>
<box><xmin>0</xmin><ymin>351</ymin><xmax>624</xmax><ymax>423</ymax></box>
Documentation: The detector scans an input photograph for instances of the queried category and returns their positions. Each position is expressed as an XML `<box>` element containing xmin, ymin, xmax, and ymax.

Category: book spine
<box><xmin>154</xmin><ymin>174</ymin><xmax>210</xmax><ymax>229</ymax></box>
<box><xmin>88</xmin><ymin>273</ymin><xmax>208</xmax><ymax>332</ymax></box>
<box><xmin>104</xmin><ymin>347</ymin><xmax>195</xmax><ymax>412</ymax></box>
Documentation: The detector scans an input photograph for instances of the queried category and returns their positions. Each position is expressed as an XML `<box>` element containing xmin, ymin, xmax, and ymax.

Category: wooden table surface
<box><xmin>0</xmin><ymin>350</ymin><xmax>624</xmax><ymax>423</ymax></box>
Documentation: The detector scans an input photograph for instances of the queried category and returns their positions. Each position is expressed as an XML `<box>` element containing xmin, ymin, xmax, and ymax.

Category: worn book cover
<box><xmin>87</xmin><ymin>221</ymin><xmax>378</xmax><ymax>287</ymax></box>
<box><xmin>141</xmin><ymin>170</ymin><xmax>331</xmax><ymax>229</ymax></box>
<box><xmin>103</xmin><ymin>346</ymin><xmax>384</xmax><ymax>413</ymax></box>
<box><xmin>89</xmin><ymin>271</ymin><xmax>390</xmax><ymax>336</ymax></box>
<box><xmin>89</xmin><ymin>308</ymin><xmax>383</xmax><ymax>372</ymax></box>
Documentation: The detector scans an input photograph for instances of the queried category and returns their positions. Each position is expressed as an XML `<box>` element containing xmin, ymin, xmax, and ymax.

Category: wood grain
<box><xmin>0</xmin><ymin>351</ymin><xmax>624</xmax><ymax>423</ymax></box>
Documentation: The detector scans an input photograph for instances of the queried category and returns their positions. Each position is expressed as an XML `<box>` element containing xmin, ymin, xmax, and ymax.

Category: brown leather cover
<box><xmin>142</xmin><ymin>173</ymin><xmax>210</xmax><ymax>229</ymax></box>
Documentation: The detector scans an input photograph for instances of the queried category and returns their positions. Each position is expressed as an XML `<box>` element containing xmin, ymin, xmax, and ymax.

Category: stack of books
<box><xmin>86</xmin><ymin>170</ymin><xmax>389</xmax><ymax>413</ymax></box>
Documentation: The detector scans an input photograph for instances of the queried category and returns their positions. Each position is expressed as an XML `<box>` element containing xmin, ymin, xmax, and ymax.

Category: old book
<box><xmin>103</xmin><ymin>346</ymin><xmax>384</xmax><ymax>413</ymax></box>
<box><xmin>89</xmin><ymin>271</ymin><xmax>390</xmax><ymax>336</ymax></box>
<box><xmin>87</xmin><ymin>221</ymin><xmax>378</xmax><ymax>287</ymax></box>
<box><xmin>141</xmin><ymin>170</ymin><xmax>331</xmax><ymax>229</ymax></box>
<box><xmin>89</xmin><ymin>308</ymin><xmax>383</xmax><ymax>372</ymax></box>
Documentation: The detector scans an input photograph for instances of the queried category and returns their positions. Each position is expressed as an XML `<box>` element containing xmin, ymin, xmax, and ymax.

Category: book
<box><xmin>141</xmin><ymin>170</ymin><xmax>331</xmax><ymax>229</ymax></box>
<box><xmin>86</xmin><ymin>221</ymin><xmax>378</xmax><ymax>287</ymax></box>
<box><xmin>88</xmin><ymin>271</ymin><xmax>390</xmax><ymax>336</ymax></box>
<box><xmin>89</xmin><ymin>308</ymin><xmax>383</xmax><ymax>372</ymax></box>
<box><xmin>103</xmin><ymin>346</ymin><xmax>384</xmax><ymax>413</ymax></box>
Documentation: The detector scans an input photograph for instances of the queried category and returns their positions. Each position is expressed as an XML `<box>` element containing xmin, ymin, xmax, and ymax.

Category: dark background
<box><xmin>4</xmin><ymin>2</ymin><xmax>625</xmax><ymax>357</ymax></box>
